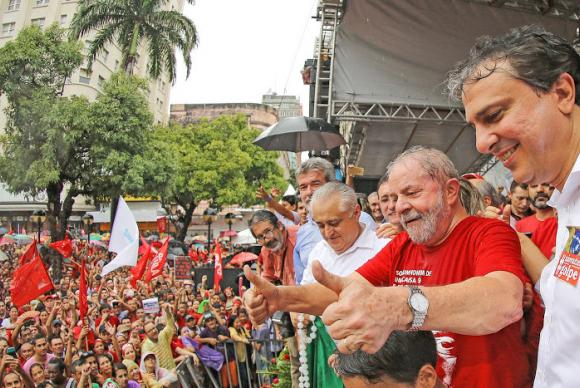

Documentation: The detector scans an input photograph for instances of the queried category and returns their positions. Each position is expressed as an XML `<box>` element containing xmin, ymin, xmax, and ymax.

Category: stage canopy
<box><xmin>324</xmin><ymin>0</ymin><xmax>578</xmax><ymax>181</ymax></box>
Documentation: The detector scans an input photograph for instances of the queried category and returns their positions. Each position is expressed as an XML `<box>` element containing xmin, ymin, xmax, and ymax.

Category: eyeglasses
<box><xmin>255</xmin><ymin>227</ymin><xmax>275</xmax><ymax>243</ymax></box>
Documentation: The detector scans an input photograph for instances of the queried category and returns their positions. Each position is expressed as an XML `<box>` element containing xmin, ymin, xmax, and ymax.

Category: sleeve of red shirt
<box><xmin>356</xmin><ymin>234</ymin><xmax>405</xmax><ymax>286</ymax></box>
<box><xmin>473</xmin><ymin>219</ymin><xmax>527</xmax><ymax>284</ymax></box>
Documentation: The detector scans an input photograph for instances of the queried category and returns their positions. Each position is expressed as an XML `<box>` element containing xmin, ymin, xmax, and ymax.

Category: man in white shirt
<box><xmin>448</xmin><ymin>25</ymin><xmax>580</xmax><ymax>387</ymax></box>
<box><xmin>299</xmin><ymin>181</ymin><xmax>389</xmax><ymax>386</ymax></box>
<box><xmin>301</xmin><ymin>182</ymin><xmax>389</xmax><ymax>286</ymax></box>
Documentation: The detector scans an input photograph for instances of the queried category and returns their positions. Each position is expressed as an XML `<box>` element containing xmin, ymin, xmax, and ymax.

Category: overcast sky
<box><xmin>170</xmin><ymin>0</ymin><xmax>320</xmax><ymax>116</ymax></box>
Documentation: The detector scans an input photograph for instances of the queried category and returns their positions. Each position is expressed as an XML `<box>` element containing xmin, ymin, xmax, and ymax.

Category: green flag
<box><xmin>306</xmin><ymin>317</ymin><xmax>344</xmax><ymax>388</ymax></box>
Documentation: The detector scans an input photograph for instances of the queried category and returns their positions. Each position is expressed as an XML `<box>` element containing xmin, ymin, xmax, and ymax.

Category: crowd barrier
<box><xmin>176</xmin><ymin>335</ymin><xmax>286</xmax><ymax>388</ymax></box>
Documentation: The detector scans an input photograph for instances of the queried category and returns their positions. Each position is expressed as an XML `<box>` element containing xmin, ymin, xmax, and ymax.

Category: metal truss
<box><xmin>331</xmin><ymin>101</ymin><xmax>467</xmax><ymax>123</ymax></box>
<box><xmin>467</xmin><ymin>154</ymin><xmax>500</xmax><ymax>175</ymax></box>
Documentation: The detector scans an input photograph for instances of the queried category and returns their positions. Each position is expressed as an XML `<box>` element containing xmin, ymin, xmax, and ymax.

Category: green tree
<box><xmin>0</xmin><ymin>24</ymin><xmax>84</xmax><ymax>241</ymax></box>
<box><xmin>150</xmin><ymin>115</ymin><xmax>286</xmax><ymax>241</ymax></box>
<box><xmin>86</xmin><ymin>72</ymin><xmax>155</xmax><ymax>222</ymax></box>
<box><xmin>69</xmin><ymin>0</ymin><xmax>197</xmax><ymax>83</ymax></box>
<box><xmin>0</xmin><ymin>26</ymin><xmax>155</xmax><ymax>240</ymax></box>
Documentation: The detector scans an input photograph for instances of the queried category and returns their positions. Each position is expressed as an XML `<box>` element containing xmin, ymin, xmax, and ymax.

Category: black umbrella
<box><xmin>253</xmin><ymin>116</ymin><xmax>346</xmax><ymax>152</ymax></box>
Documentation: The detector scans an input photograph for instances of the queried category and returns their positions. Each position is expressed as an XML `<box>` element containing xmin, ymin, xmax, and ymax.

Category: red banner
<box><xmin>11</xmin><ymin>249</ymin><xmax>54</xmax><ymax>307</ymax></box>
<box><xmin>79</xmin><ymin>259</ymin><xmax>88</xmax><ymax>321</ymax></box>
<box><xmin>157</xmin><ymin>217</ymin><xmax>167</xmax><ymax>234</ymax></box>
<box><xmin>213</xmin><ymin>240</ymin><xmax>223</xmax><ymax>292</ymax></box>
<box><xmin>131</xmin><ymin>238</ymin><xmax>153</xmax><ymax>287</ymax></box>
<box><xmin>49</xmin><ymin>237</ymin><xmax>73</xmax><ymax>258</ymax></box>
<box><xmin>145</xmin><ymin>238</ymin><xmax>169</xmax><ymax>282</ymax></box>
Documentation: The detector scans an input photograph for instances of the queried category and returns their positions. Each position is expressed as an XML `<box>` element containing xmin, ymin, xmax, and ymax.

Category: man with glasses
<box><xmin>249</xmin><ymin>209</ymin><xmax>299</xmax><ymax>386</ymax></box>
<box><xmin>250</xmin><ymin>210</ymin><xmax>297</xmax><ymax>287</ymax></box>
<box><xmin>299</xmin><ymin>182</ymin><xmax>390</xmax><ymax>387</ymax></box>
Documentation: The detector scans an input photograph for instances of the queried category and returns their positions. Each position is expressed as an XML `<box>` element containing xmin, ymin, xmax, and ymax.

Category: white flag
<box><xmin>101</xmin><ymin>197</ymin><xmax>139</xmax><ymax>276</ymax></box>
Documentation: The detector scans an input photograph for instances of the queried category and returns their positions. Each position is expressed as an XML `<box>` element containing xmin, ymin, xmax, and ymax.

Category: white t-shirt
<box><xmin>535</xmin><ymin>155</ymin><xmax>580</xmax><ymax>388</ymax></box>
<box><xmin>301</xmin><ymin>223</ymin><xmax>390</xmax><ymax>285</ymax></box>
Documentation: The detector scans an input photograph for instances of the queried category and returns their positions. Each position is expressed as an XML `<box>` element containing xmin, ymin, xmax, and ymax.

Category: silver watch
<box><xmin>407</xmin><ymin>286</ymin><xmax>429</xmax><ymax>331</ymax></box>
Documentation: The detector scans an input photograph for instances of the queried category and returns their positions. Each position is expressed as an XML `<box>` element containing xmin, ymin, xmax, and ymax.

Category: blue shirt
<box><xmin>293</xmin><ymin>211</ymin><xmax>376</xmax><ymax>284</ymax></box>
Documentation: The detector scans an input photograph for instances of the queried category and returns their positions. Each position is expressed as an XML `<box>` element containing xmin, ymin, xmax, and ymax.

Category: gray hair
<box><xmin>295</xmin><ymin>157</ymin><xmax>335</xmax><ymax>183</ymax></box>
<box><xmin>368</xmin><ymin>192</ymin><xmax>378</xmax><ymax>201</ymax></box>
<box><xmin>471</xmin><ymin>179</ymin><xmax>503</xmax><ymax>208</ymax></box>
<box><xmin>447</xmin><ymin>25</ymin><xmax>580</xmax><ymax>104</ymax></box>
<box><xmin>248</xmin><ymin>210</ymin><xmax>279</xmax><ymax>237</ymax></box>
<box><xmin>385</xmin><ymin>146</ymin><xmax>458</xmax><ymax>187</ymax></box>
<box><xmin>311</xmin><ymin>181</ymin><xmax>356</xmax><ymax>213</ymax></box>
<box><xmin>459</xmin><ymin>178</ymin><xmax>485</xmax><ymax>216</ymax></box>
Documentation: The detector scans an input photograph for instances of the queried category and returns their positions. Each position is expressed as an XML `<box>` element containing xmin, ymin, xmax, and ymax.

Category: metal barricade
<box><xmin>185</xmin><ymin>337</ymin><xmax>285</xmax><ymax>387</ymax></box>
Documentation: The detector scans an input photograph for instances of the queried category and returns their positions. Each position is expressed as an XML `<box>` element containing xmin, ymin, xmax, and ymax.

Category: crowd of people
<box><xmin>0</xmin><ymin>23</ymin><xmax>578</xmax><ymax>388</ymax></box>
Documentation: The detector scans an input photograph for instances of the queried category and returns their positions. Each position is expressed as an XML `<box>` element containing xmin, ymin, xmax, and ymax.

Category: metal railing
<box><xmin>176</xmin><ymin>336</ymin><xmax>286</xmax><ymax>388</ymax></box>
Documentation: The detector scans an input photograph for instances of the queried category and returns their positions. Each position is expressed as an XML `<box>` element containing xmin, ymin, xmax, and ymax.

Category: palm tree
<box><xmin>69</xmin><ymin>0</ymin><xmax>197</xmax><ymax>83</ymax></box>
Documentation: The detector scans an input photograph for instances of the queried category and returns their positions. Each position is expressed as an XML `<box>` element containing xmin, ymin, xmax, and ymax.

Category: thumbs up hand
<box><xmin>313</xmin><ymin>260</ymin><xmax>409</xmax><ymax>354</ymax></box>
<box><xmin>242</xmin><ymin>265</ymin><xmax>280</xmax><ymax>325</ymax></box>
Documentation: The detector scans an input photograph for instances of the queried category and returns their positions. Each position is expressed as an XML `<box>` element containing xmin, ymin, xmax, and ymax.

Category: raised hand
<box><xmin>313</xmin><ymin>260</ymin><xmax>407</xmax><ymax>354</ymax></box>
<box><xmin>375</xmin><ymin>223</ymin><xmax>401</xmax><ymax>239</ymax></box>
<box><xmin>242</xmin><ymin>265</ymin><xmax>280</xmax><ymax>325</ymax></box>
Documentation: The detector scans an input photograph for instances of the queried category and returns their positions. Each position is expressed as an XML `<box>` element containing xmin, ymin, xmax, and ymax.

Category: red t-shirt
<box><xmin>516</xmin><ymin>215</ymin><xmax>557</xmax><ymax>259</ymax></box>
<box><xmin>357</xmin><ymin>216</ymin><xmax>529</xmax><ymax>388</ymax></box>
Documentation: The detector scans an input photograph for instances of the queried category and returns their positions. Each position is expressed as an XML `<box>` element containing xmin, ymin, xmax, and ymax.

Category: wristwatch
<box><xmin>407</xmin><ymin>286</ymin><xmax>429</xmax><ymax>331</ymax></box>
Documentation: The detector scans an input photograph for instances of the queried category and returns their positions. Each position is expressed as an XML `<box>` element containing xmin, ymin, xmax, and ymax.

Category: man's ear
<box><xmin>445</xmin><ymin>178</ymin><xmax>461</xmax><ymax>205</ymax></box>
<box><xmin>416</xmin><ymin>364</ymin><xmax>438</xmax><ymax>388</ymax></box>
<box><xmin>551</xmin><ymin>72</ymin><xmax>576</xmax><ymax>115</ymax></box>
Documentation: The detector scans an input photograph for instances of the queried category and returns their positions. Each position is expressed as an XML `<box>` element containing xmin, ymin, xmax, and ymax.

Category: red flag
<box><xmin>138</xmin><ymin>236</ymin><xmax>150</xmax><ymax>256</ymax></box>
<box><xmin>157</xmin><ymin>216</ymin><xmax>167</xmax><ymax>234</ymax></box>
<box><xmin>19</xmin><ymin>242</ymin><xmax>38</xmax><ymax>266</ymax></box>
<box><xmin>49</xmin><ymin>237</ymin><xmax>73</xmax><ymax>258</ymax></box>
<box><xmin>79</xmin><ymin>259</ymin><xmax>88</xmax><ymax>321</ymax></box>
<box><xmin>213</xmin><ymin>240</ymin><xmax>223</xmax><ymax>292</ymax></box>
<box><xmin>144</xmin><ymin>238</ymin><xmax>169</xmax><ymax>282</ymax></box>
<box><xmin>131</xmin><ymin>238</ymin><xmax>153</xmax><ymax>287</ymax></box>
<box><xmin>10</xmin><ymin>251</ymin><xmax>54</xmax><ymax>307</ymax></box>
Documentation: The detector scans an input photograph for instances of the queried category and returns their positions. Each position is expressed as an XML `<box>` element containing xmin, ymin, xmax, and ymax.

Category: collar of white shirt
<box><xmin>548</xmin><ymin>154</ymin><xmax>580</xmax><ymax>208</ymax></box>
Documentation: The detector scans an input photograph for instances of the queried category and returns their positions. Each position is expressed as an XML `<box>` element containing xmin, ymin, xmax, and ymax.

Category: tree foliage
<box><xmin>150</xmin><ymin>115</ymin><xmax>286</xmax><ymax>240</ymax></box>
<box><xmin>0</xmin><ymin>26</ymin><xmax>154</xmax><ymax>242</ymax></box>
<box><xmin>70</xmin><ymin>0</ymin><xmax>198</xmax><ymax>83</ymax></box>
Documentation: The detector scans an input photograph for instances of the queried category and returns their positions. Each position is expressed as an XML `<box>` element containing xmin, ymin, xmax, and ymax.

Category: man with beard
<box><xmin>243</xmin><ymin>146</ymin><xmax>528</xmax><ymax>387</ymax></box>
<box><xmin>249</xmin><ymin>209</ymin><xmax>299</xmax><ymax>386</ymax></box>
<box><xmin>250</xmin><ymin>210</ymin><xmax>297</xmax><ymax>286</ymax></box>
<box><xmin>516</xmin><ymin>183</ymin><xmax>557</xmax><ymax>259</ymax></box>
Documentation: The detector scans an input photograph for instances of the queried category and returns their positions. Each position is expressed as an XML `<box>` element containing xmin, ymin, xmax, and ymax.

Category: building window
<box><xmin>97</xmin><ymin>75</ymin><xmax>105</xmax><ymax>88</ymax></box>
<box><xmin>2</xmin><ymin>22</ymin><xmax>15</xmax><ymax>36</ymax></box>
<box><xmin>31</xmin><ymin>18</ymin><xmax>45</xmax><ymax>28</ymax></box>
<box><xmin>8</xmin><ymin>0</ymin><xmax>21</xmax><ymax>11</ymax></box>
<box><xmin>59</xmin><ymin>14</ymin><xmax>67</xmax><ymax>26</ymax></box>
<box><xmin>115</xmin><ymin>59</ymin><xmax>119</xmax><ymax>69</ymax></box>
<box><xmin>35</xmin><ymin>0</ymin><xmax>49</xmax><ymax>5</ymax></box>
<box><xmin>79</xmin><ymin>69</ymin><xmax>91</xmax><ymax>84</ymax></box>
